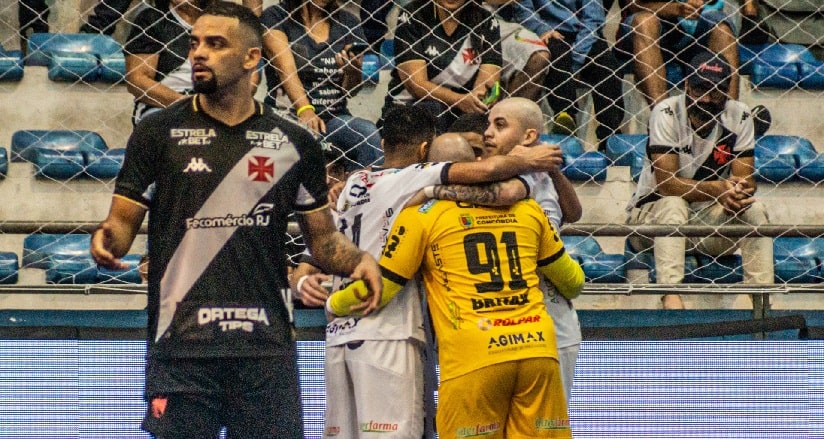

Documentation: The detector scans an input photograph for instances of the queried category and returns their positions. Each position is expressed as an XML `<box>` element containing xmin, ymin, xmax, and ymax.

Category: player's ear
<box><xmin>244</xmin><ymin>47</ymin><xmax>262</xmax><ymax>71</ymax></box>
<box><xmin>418</xmin><ymin>141</ymin><xmax>430</xmax><ymax>162</ymax></box>
<box><xmin>522</xmin><ymin>128</ymin><xmax>538</xmax><ymax>146</ymax></box>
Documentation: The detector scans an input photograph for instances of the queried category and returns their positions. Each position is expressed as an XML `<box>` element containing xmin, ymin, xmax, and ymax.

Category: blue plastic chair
<box><xmin>11</xmin><ymin>130</ymin><xmax>108</xmax><ymax>163</ymax></box>
<box><xmin>755</xmin><ymin>135</ymin><xmax>824</xmax><ymax>183</ymax></box>
<box><xmin>32</xmin><ymin>147</ymin><xmax>85</xmax><ymax>180</ymax></box>
<box><xmin>605</xmin><ymin>134</ymin><xmax>647</xmax><ymax>167</ymax></box>
<box><xmin>562</xmin><ymin>235</ymin><xmax>626</xmax><ymax>283</ymax></box>
<box><xmin>23</xmin><ymin>234</ymin><xmax>92</xmax><ymax>269</ymax></box>
<box><xmin>0</xmin><ymin>45</ymin><xmax>24</xmax><ymax>81</ymax></box>
<box><xmin>773</xmin><ymin>237</ymin><xmax>822</xmax><ymax>284</ymax></box>
<box><xmin>84</xmin><ymin>148</ymin><xmax>125</xmax><ymax>179</ymax></box>
<box><xmin>541</xmin><ymin>134</ymin><xmax>609</xmax><ymax>181</ymax></box>
<box><xmin>97</xmin><ymin>253</ymin><xmax>142</xmax><ymax>284</ymax></box>
<box><xmin>26</xmin><ymin>33</ymin><xmax>125</xmax><ymax>82</ymax></box>
<box><xmin>0</xmin><ymin>252</ymin><xmax>19</xmax><ymax>284</ymax></box>
<box><xmin>0</xmin><ymin>148</ymin><xmax>8</xmax><ymax>178</ymax></box>
<box><xmin>740</xmin><ymin>43</ymin><xmax>818</xmax><ymax>89</ymax></box>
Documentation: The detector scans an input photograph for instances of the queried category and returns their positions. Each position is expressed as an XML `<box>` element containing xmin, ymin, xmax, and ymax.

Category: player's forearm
<box><xmin>431</xmin><ymin>178</ymin><xmax>527</xmax><ymax>207</ymax></box>
<box><xmin>327</xmin><ymin>276</ymin><xmax>404</xmax><ymax>316</ymax></box>
<box><xmin>308</xmin><ymin>231</ymin><xmax>369</xmax><ymax>277</ymax></box>
<box><xmin>538</xmin><ymin>251</ymin><xmax>585</xmax><ymax>300</ymax></box>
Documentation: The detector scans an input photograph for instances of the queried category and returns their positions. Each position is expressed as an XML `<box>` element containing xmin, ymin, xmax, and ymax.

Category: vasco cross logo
<box><xmin>183</xmin><ymin>157</ymin><xmax>212</xmax><ymax>173</ymax></box>
<box><xmin>248</xmin><ymin>156</ymin><xmax>274</xmax><ymax>182</ymax></box>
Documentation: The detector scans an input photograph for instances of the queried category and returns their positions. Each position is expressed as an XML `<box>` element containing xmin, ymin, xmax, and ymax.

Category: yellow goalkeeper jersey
<box><xmin>380</xmin><ymin>199</ymin><xmax>569</xmax><ymax>381</ymax></box>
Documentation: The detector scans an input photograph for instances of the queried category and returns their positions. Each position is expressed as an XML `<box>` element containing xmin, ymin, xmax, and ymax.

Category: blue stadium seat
<box><xmin>541</xmin><ymin>134</ymin><xmax>609</xmax><ymax>181</ymax></box>
<box><xmin>379</xmin><ymin>39</ymin><xmax>394</xmax><ymax>70</ymax></box>
<box><xmin>46</xmin><ymin>254</ymin><xmax>98</xmax><ymax>284</ymax></box>
<box><xmin>97</xmin><ymin>253</ymin><xmax>142</xmax><ymax>284</ymax></box>
<box><xmin>773</xmin><ymin>238</ymin><xmax>823</xmax><ymax>284</ymax></box>
<box><xmin>0</xmin><ymin>252</ymin><xmax>19</xmax><ymax>284</ymax></box>
<box><xmin>0</xmin><ymin>147</ymin><xmax>8</xmax><ymax>178</ymax></box>
<box><xmin>740</xmin><ymin>43</ymin><xmax>819</xmax><ymax>89</ymax></box>
<box><xmin>798</xmin><ymin>60</ymin><xmax>824</xmax><ymax>89</ymax></box>
<box><xmin>33</xmin><ymin>147</ymin><xmax>85</xmax><ymax>180</ymax></box>
<box><xmin>0</xmin><ymin>45</ymin><xmax>24</xmax><ymax>81</ymax></box>
<box><xmin>11</xmin><ymin>130</ymin><xmax>108</xmax><ymax>163</ymax></box>
<box><xmin>687</xmin><ymin>255</ymin><xmax>743</xmax><ymax>284</ymax></box>
<box><xmin>605</xmin><ymin>133</ymin><xmax>646</xmax><ymax>167</ymax></box>
<box><xmin>26</xmin><ymin>33</ymin><xmax>125</xmax><ymax>82</ymax></box>
<box><xmin>23</xmin><ymin>233</ymin><xmax>92</xmax><ymax>269</ymax></box>
<box><xmin>562</xmin><ymin>235</ymin><xmax>626</xmax><ymax>283</ymax></box>
<box><xmin>361</xmin><ymin>53</ymin><xmax>380</xmax><ymax>83</ymax></box>
<box><xmin>84</xmin><ymin>148</ymin><xmax>125</xmax><ymax>179</ymax></box>
<box><xmin>624</xmin><ymin>239</ymin><xmax>703</xmax><ymax>284</ymax></box>
<box><xmin>755</xmin><ymin>135</ymin><xmax>824</xmax><ymax>183</ymax></box>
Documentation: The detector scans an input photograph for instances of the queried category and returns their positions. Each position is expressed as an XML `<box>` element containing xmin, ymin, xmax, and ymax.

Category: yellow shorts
<box><xmin>436</xmin><ymin>357</ymin><xmax>571</xmax><ymax>439</ymax></box>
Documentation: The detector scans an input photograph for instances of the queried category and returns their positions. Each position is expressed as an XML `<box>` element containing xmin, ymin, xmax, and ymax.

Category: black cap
<box><xmin>687</xmin><ymin>51</ymin><xmax>732</xmax><ymax>93</ymax></box>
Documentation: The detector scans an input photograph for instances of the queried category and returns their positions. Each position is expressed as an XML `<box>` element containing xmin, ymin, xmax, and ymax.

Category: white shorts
<box><xmin>497</xmin><ymin>18</ymin><xmax>548</xmax><ymax>84</ymax></box>
<box><xmin>324</xmin><ymin>339</ymin><xmax>425</xmax><ymax>438</ymax></box>
<box><xmin>557</xmin><ymin>343</ymin><xmax>580</xmax><ymax>403</ymax></box>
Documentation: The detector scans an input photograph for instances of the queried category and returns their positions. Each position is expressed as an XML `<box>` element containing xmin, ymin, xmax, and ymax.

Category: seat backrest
<box><xmin>22</xmin><ymin>234</ymin><xmax>92</xmax><ymax>269</ymax></box>
<box><xmin>560</xmin><ymin>235</ymin><xmax>603</xmax><ymax>258</ymax></box>
<box><xmin>606</xmin><ymin>134</ymin><xmax>647</xmax><ymax>167</ymax></box>
<box><xmin>756</xmin><ymin>135</ymin><xmax>818</xmax><ymax>162</ymax></box>
<box><xmin>11</xmin><ymin>130</ymin><xmax>108</xmax><ymax>163</ymax></box>
<box><xmin>26</xmin><ymin>33</ymin><xmax>123</xmax><ymax>66</ymax></box>
<box><xmin>540</xmin><ymin>134</ymin><xmax>585</xmax><ymax>157</ymax></box>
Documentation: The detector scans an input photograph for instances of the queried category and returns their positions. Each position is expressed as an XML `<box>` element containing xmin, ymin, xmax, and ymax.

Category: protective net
<box><xmin>0</xmin><ymin>0</ymin><xmax>822</xmax><ymax>299</ymax></box>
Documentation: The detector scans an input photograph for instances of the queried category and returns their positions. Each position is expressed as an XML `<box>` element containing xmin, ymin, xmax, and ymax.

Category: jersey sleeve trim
<box><xmin>736</xmin><ymin>149</ymin><xmax>754</xmax><ymax>158</ymax></box>
<box><xmin>112</xmin><ymin>193</ymin><xmax>149</xmax><ymax>211</ymax></box>
<box><xmin>648</xmin><ymin>144</ymin><xmax>680</xmax><ymax>156</ymax></box>
<box><xmin>515</xmin><ymin>175</ymin><xmax>530</xmax><ymax>198</ymax></box>
<box><xmin>440</xmin><ymin>162</ymin><xmax>453</xmax><ymax>185</ymax></box>
<box><xmin>537</xmin><ymin>247</ymin><xmax>567</xmax><ymax>267</ymax></box>
<box><xmin>380</xmin><ymin>265</ymin><xmax>409</xmax><ymax>286</ymax></box>
<box><xmin>294</xmin><ymin>203</ymin><xmax>330</xmax><ymax>215</ymax></box>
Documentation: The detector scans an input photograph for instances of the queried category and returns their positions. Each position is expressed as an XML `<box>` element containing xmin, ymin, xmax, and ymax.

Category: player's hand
<box><xmin>509</xmin><ymin>143</ymin><xmax>565</xmax><ymax>171</ymax></box>
<box><xmin>90</xmin><ymin>222</ymin><xmax>129</xmax><ymax>270</ymax></box>
<box><xmin>404</xmin><ymin>189</ymin><xmax>430</xmax><ymax>207</ymax></box>
<box><xmin>296</xmin><ymin>273</ymin><xmax>332</xmax><ymax>308</ymax></box>
<box><xmin>347</xmin><ymin>252</ymin><xmax>382</xmax><ymax>316</ymax></box>
<box><xmin>298</xmin><ymin>107</ymin><xmax>326</xmax><ymax>134</ymax></box>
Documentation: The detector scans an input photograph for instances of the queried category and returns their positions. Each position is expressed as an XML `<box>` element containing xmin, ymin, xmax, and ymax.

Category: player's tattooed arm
<box><xmin>432</xmin><ymin>178</ymin><xmax>527</xmax><ymax>207</ymax></box>
<box><xmin>298</xmin><ymin>208</ymin><xmax>383</xmax><ymax>315</ymax></box>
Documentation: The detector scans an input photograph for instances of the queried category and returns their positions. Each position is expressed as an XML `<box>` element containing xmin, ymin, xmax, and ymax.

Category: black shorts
<box><xmin>141</xmin><ymin>355</ymin><xmax>302</xmax><ymax>439</ymax></box>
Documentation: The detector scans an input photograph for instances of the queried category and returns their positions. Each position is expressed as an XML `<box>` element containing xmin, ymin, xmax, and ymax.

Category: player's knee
<box><xmin>654</xmin><ymin>196</ymin><xmax>690</xmax><ymax>223</ymax></box>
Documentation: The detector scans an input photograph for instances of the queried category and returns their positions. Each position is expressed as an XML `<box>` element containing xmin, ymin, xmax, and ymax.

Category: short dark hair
<box><xmin>381</xmin><ymin>106</ymin><xmax>436</xmax><ymax>155</ymax></box>
<box><xmin>448</xmin><ymin>113</ymin><xmax>488</xmax><ymax>135</ymax></box>
<box><xmin>201</xmin><ymin>0</ymin><xmax>263</xmax><ymax>47</ymax></box>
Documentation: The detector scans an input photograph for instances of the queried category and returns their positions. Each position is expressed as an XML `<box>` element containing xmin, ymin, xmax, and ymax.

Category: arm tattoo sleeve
<box><xmin>312</xmin><ymin>231</ymin><xmax>365</xmax><ymax>276</ymax></box>
<box><xmin>432</xmin><ymin>183</ymin><xmax>503</xmax><ymax>206</ymax></box>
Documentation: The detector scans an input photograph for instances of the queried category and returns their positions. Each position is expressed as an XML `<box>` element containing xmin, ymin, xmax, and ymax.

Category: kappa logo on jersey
<box><xmin>425</xmin><ymin>45</ymin><xmax>440</xmax><ymax>58</ymax></box>
<box><xmin>487</xmin><ymin>331</ymin><xmax>546</xmax><ymax>349</ymax></box>
<box><xmin>248</xmin><ymin>155</ymin><xmax>274</xmax><ymax>182</ymax></box>
<box><xmin>246</xmin><ymin>128</ymin><xmax>288</xmax><ymax>150</ymax></box>
<box><xmin>198</xmin><ymin>307</ymin><xmax>271</xmax><ymax>333</ymax></box>
<box><xmin>183</xmin><ymin>157</ymin><xmax>212</xmax><ymax>173</ymax></box>
<box><xmin>171</xmin><ymin>128</ymin><xmax>216</xmax><ymax>146</ymax></box>
<box><xmin>398</xmin><ymin>11</ymin><xmax>410</xmax><ymax>24</ymax></box>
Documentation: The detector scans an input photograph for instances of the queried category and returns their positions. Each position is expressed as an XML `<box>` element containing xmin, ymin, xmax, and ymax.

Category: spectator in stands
<box><xmin>79</xmin><ymin>0</ymin><xmax>137</xmax><ymax>35</ymax></box>
<box><xmin>483</xmin><ymin>0</ymin><xmax>552</xmax><ymax>104</ymax></box>
<box><xmin>626</xmin><ymin>51</ymin><xmax>773</xmax><ymax>310</ymax></box>
<box><xmin>447</xmin><ymin>112</ymin><xmax>488</xmax><ymax>159</ymax></box>
<box><xmin>615</xmin><ymin>0</ymin><xmax>751</xmax><ymax>106</ymax></box>
<box><xmin>18</xmin><ymin>0</ymin><xmax>49</xmax><ymax>54</ymax></box>
<box><xmin>124</xmin><ymin>0</ymin><xmax>296</xmax><ymax>125</ymax></box>
<box><xmin>261</xmin><ymin>0</ymin><xmax>382</xmax><ymax>172</ymax></box>
<box><xmin>500</xmin><ymin>0</ymin><xmax>626</xmax><ymax>150</ymax></box>
<box><xmin>383</xmin><ymin>0</ymin><xmax>502</xmax><ymax>133</ymax></box>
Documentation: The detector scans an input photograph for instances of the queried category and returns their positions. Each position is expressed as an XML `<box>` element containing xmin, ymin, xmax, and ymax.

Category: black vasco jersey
<box><xmin>115</xmin><ymin>96</ymin><xmax>328</xmax><ymax>359</ymax></box>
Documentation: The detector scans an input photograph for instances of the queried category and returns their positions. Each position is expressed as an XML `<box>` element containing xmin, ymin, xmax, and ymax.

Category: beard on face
<box><xmin>686</xmin><ymin>94</ymin><xmax>725</xmax><ymax>129</ymax></box>
<box><xmin>193</xmin><ymin>73</ymin><xmax>218</xmax><ymax>94</ymax></box>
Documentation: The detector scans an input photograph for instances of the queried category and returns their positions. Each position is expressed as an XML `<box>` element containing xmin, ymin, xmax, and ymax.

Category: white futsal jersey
<box><xmin>521</xmin><ymin>172</ymin><xmax>582</xmax><ymax>349</ymax></box>
<box><xmin>326</xmin><ymin>162</ymin><xmax>450</xmax><ymax>347</ymax></box>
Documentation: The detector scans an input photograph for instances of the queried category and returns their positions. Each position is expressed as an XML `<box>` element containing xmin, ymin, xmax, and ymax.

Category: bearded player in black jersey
<box><xmin>90</xmin><ymin>2</ymin><xmax>381</xmax><ymax>438</ymax></box>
